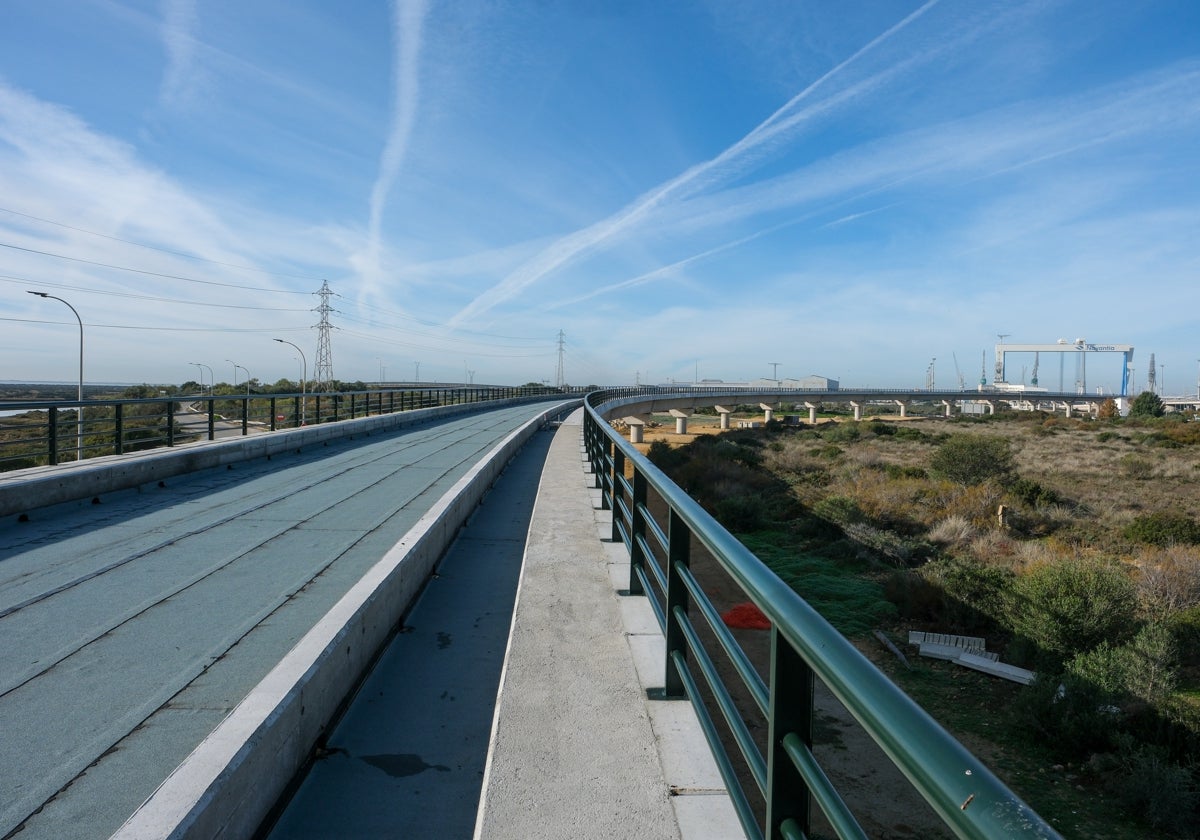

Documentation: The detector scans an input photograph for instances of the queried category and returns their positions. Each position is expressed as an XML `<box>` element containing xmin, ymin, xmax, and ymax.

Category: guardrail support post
<box><xmin>166</xmin><ymin>401</ymin><xmax>175</xmax><ymax>447</ymax></box>
<box><xmin>664</xmin><ymin>507</ymin><xmax>689</xmax><ymax>698</ymax></box>
<box><xmin>114</xmin><ymin>404</ymin><xmax>124</xmax><ymax>455</ymax></box>
<box><xmin>628</xmin><ymin>468</ymin><xmax>647</xmax><ymax>596</ymax></box>
<box><xmin>766</xmin><ymin>627</ymin><xmax>813</xmax><ymax>839</ymax></box>
<box><xmin>48</xmin><ymin>406</ymin><xmax>59</xmax><ymax>465</ymax></box>
<box><xmin>207</xmin><ymin>398</ymin><xmax>216</xmax><ymax>440</ymax></box>
<box><xmin>609</xmin><ymin>446</ymin><xmax>624</xmax><ymax>531</ymax></box>
<box><xmin>240</xmin><ymin>398</ymin><xmax>249</xmax><ymax>436</ymax></box>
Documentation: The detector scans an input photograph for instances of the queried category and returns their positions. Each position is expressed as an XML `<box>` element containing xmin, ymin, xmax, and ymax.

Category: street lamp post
<box><xmin>196</xmin><ymin>362</ymin><xmax>213</xmax><ymax>396</ymax></box>
<box><xmin>273</xmin><ymin>339</ymin><xmax>307</xmax><ymax>425</ymax></box>
<box><xmin>190</xmin><ymin>363</ymin><xmax>207</xmax><ymax>396</ymax></box>
<box><xmin>226</xmin><ymin>360</ymin><xmax>250</xmax><ymax>395</ymax></box>
<box><xmin>28</xmin><ymin>291</ymin><xmax>84</xmax><ymax>462</ymax></box>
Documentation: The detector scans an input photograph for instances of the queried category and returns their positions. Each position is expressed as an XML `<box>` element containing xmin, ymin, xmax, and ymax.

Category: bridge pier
<box><xmin>941</xmin><ymin>400</ymin><xmax>953</xmax><ymax>418</ymax></box>
<box><xmin>894</xmin><ymin>400</ymin><xmax>907</xmax><ymax>418</ymax></box>
<box><xmin>849</xmin><ymin>401</ymin><xmax>863</xmax><ymax>421</ymax></box>
<box><xmin>715</xmin><ymin>406</ymin><xmax>732</xmax><ymax>430</ymax></box>
<box><xmin>623</xmin><ymin>416</ymin><xmax>646</xmax><ymax>443</ymax></box>
<box><xmin>982</xmin><ymin>400</ymin><xmax>995</xmax><ymax>415</ymax></box>
<box><xmin>669</xmin><ymin>409</ymin><xmax>691</xmax><ymax>434</ymax></box>
<box><xmin>759</xmin><ymin>402</ymin><xmax>778</xmax><ymax>423</ymax></box>
<box><xmin>804</xmin><ymin>402</ymin><xmax>819</xmax><ymax>424</ymax></box>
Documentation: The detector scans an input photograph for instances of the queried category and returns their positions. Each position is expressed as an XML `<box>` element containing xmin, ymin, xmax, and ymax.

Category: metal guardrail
<box><xmin>0</xmin><ymin>385</ymin><xmax>571</xmax><ymax>471</ymax></box>
<box><xmin>583</xmin><ymin>389</ymin><xmax>1061</xmax><ymax>840</ymax></box>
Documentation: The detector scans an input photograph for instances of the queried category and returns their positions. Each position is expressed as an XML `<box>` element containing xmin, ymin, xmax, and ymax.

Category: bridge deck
<box><xmin>0</xmin><ymin>403</ymin><xmax>558</xmax><ymax>840</ymax></box>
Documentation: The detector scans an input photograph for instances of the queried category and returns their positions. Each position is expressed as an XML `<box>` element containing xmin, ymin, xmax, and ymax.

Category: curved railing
<box><xmin>0</xmin><ymin>385</ymin><xmax>572</xmax><ymax>471</ymax></box>
<box><xmin>583</xmin><ymin>389</ymin><xmax>1061</xmax><ymax>840</ymax></box>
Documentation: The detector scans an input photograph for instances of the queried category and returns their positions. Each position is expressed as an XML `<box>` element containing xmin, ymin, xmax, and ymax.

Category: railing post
<box><xmin>609</xmin><ymin>445</ymin><xmax>623</xmax><ymax>529</ymax></box>
<box><xmin>207</xmin><ymin>398</ymin><xmax>216</xmax><ymax>440</ymax></box>
<box><xmin>241</xmin><ymin>397</ymin><xmax>248</xmax><ymax>435</ymax></box>
<box><xmin>627</xmin><ymin>468</ymin><xmax>647</xmax><ymax>596</ymax></box>
<box><xmin>664</xmin><ymin>507</ymin><xmax>689</xmax><ymax>698</ymax></box>
<box><xmin>165</xmin><ymin>401</ymin><xmax>175</xmax><ymax>447</ymax></box>
<box><xmin>48</xmin><ymin>406</ymin><xmax>59</xmax><ymax>466</ymax></box>
<box><xmin>114</xmin><ymin>403</ymin><xmax>124</xmax><ymax>455</ymax></box>
<box><xmin>269</xmin><ymin>397</ymin><xmax>278</xmax><ymax>431</ymax></box>
<box><xmin>766</xmin><ymin>628</ymin><xmax>813</xmax><ymax>839</ymax></box>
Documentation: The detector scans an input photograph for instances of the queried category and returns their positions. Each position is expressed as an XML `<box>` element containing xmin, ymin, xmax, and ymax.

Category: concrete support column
<box><xmin>623</xmin><ymin>417</ymin><xmax>645</xmax><ymax>443</ymax></box>
<box><xmin>804</xmin><ymin>402</ymin><xmax>819</xmax><ymax>424</ymax></box>
<box><xmin>715</xmin><ymin>406</ymin><xmax>732</xmax><ymax>430</ymax></box>
<box><xmin>759</xmin><ymin>403</ymin><xmax>777</xmax><ymax>423</ymax></box>
<box><xmin>1063</xmin><ymin>402</ymin><xmax>1073</xmax><ymax>418</ymax></box>
<box><xmin>894</xmin><ymin>400</ymin><xmax>907</xmax><ymax>418</ymax></box>
<box><xmin>941</xmin><ymin>400</ymin><xmax>953</xmax><ymax>417</ymax></box>
<box><xmin>669</xmin><ymin>409</ymin><xmax>691</xmax><ymax>435</ymax></box>
<box><xmin>850</xmin><ymin>401</ymin><xmax>863</xmax><ymax>421</ymax></box>
<box><xmin>983</xmin><ymin>400</ymin><xmax>995</xmax><ymax>415</ymax></box>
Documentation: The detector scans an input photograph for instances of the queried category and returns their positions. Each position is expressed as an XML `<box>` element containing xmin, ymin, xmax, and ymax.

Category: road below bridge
<box><xmin>0</xmin><ymin>401</ymin><xmax>570</xmax><ymax>840</ymax></box>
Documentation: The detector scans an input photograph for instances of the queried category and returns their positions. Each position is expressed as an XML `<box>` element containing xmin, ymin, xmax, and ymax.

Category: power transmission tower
<box><xmin>314</xmin><ymin>280</ymin><xmax>335</xmax><ymax>391</ymax></box>
<box><xmin>555</xmin><ymin>329</ymin><xmax>565</xmax><ymax>389</ymax></box>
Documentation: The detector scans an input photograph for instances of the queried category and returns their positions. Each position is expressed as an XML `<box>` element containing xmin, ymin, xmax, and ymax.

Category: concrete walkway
<box><xmin>473</xmin><ymin>409</ymin><xmax>738</xmax><ymax>839</ymax></box>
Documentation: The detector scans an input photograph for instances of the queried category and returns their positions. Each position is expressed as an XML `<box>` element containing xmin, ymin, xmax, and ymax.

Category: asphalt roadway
<box><xmin>0</xmin><ymin>402</ymin><xmax>566</xmax><ymax>840</ymax></box>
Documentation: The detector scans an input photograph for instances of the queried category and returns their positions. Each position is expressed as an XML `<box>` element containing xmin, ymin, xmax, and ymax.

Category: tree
<box><xmin>1097</xmin><ymin>398</ymin><xmax>1119</xmax><ymax>420</ymax></box>
<box><xmin>928</xmin><ymin>434</ymin><xmax>1015</xmax><ymax>485</ymax></box>
<box><xmin>1129</xmin><ymin>390</ymin><xmax>1165</xmax><ymax>418</ymax></box>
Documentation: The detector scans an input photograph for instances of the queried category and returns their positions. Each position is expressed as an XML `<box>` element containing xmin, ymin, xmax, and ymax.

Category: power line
<box><xmin>0</xmin><ymin>240</ymin><xmax>312</xmax><ymax>293</ymax></box>
<box><xmin>1</xmin><ymin>315</ymin><xmax>309</xmax><ymax>333</ymax></box>
<box><xmin>1</xmin><ymin>275</ymin><xmax>309</xmax><ymax>311</ymax></box>
<box><xmin>0</xmin><ymin>205</ymin><xmax>324</xmax><ymax>281</ymax></box>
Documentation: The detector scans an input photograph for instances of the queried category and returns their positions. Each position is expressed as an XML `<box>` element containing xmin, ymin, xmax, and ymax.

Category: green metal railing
<box><xmin>0</xmin><ymin>385</ymin><xmax>570</xmax><ymax>472</ymax></box>
<box><xmin>583</xmin><ymin>390</ymin><xmax>1061</xmax><ymax>840</ymax></box>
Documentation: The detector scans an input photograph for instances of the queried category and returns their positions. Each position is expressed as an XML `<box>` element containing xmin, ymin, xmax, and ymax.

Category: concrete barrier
<box><xmin>107</xmin><ymin>400</ymin><xmax>579</xmax><ymax>840</ymax></box>
<box><xmin>0</xmin><ymin>396</ymin><xmax>560</xmax><ymax>518</ymax></box>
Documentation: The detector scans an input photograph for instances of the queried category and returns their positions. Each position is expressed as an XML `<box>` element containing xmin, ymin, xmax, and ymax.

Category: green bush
<box><xmin>813</xmin><ymin>495</ymin><xmax>865</xmax><ymax>526</ymax></box>
<box><xmin>929</xmin><ymin>434</ymin><xmax>1015</xmax><ymax>485</ymax></box>
<box><xmin>1007</xmin><ymin>558</ymin><xmax>1138</xmax><ymax>661</ymax></box>
<box><xmin>1130</xmin><ymin>391</ymin><xmax>1166</xmax><ymax>418</ymax></box>
<box><xmin>919</xmin><ymin>558</ymin><xmax>1013</xmax><ymax>633</ymax></box>
<box><xmin>1124</xmin><ymin>512</ymin><xmax>1200</xmax><ymax>546</ymax></box>
<box><xmin>1096</xmin><ymin>737</ymin><xmax>1199</xmax><ymax>836</ymax></box>
<box><xmin>1119</xmin><ymin>453</ymin><xmax>1155</xmax><ymax>480</ymax></box>
<box><xmin>714</xmin><ymin>494</ymin><xmax>769</xmax><ymax>532</ymax></box>
<box><xmin>1008</xmin><ymin>477</ymin><xmax>1061</xmax><ymax>509</ymax></box>
<box><xmin>1013</xmin><ymin>673</ymin><xmax>1118</xmax><ymax>758</ymax></box>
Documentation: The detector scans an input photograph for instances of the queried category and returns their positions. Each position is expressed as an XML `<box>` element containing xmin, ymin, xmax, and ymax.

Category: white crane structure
<box><xmin>993</xmin><ymin>339</ymin><xmax>1134</xmax><ymax>396</ymax></box>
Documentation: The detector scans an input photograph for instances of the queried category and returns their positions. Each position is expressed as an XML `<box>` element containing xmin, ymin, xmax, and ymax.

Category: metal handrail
<box><xmin>583</xmin><ymin>389</ymin><xmax>1061</xmax><ymax>840</ymax></box>
<box><xmin>0</xmin><ymin>385</ymin><xmax>574</xmax><ymax>471</ymax></box>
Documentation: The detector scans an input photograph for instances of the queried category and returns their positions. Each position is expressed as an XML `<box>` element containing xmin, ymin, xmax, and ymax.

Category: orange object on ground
<box><xmin>721</xmin><ymin>601</ymin><xmax>771</xmax><ymax>630</ymax></box>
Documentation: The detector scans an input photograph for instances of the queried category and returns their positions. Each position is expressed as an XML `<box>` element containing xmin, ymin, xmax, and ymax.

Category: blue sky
<box><xmin>2</xmin><ymin>1</ymin><xmax>1198</xmax><ymax>392</ymax></box>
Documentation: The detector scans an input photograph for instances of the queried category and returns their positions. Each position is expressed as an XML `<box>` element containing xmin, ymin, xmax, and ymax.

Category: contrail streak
<box><xmin>449</xmin><ymin>0</ymin><xmax>943</xmax><ymax>325</ymax></box>
<box><xmin>360</xmin><ymin>0</ymin><xmax>428</xmax><ymax>293</ymax></box>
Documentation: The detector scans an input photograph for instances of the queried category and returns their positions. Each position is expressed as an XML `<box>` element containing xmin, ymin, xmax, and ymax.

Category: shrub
<box><xmin>918</xmin><ymin>557</ymin><xmax>1013</xmax><ymax>632</ymax></box>
<box><xmin>1008</xmin><ymin>477</ymin><xmax>1061</xmax><ymax>509</ymax></box>
<box><xmin>813</xmin><ymin>495</ymin><xmax>865</xmax><ymax>526</ymax></box>
<box><xmin>929</xmin><ymin>434</ymin><xmax>1015</xmax><ymax>485</ymax></box>
<box><xmin>927</xmin><ymin>514</ymin><xmax>975</xmax><ymax>545</ymax></box>
<box><xmin>1124</xmin><ymin>511</ymin><xmax>1200</xmax><ymax>546</ymax></box>
<box><xmin>714</xmin><ymin>494</ymin><xmax>769</xmax><ymax>532</ymax></box>
<box><xmin>1129</xmin><ymin>390</ymin><xmax>1166</xmax><ymax>418</ymax></box>
<box><xmin>1095</xmin><ymin>737</ymin><xmax>1199</xmax><ymax>835</ymax></box>
<box><xmin>1119</xmin><ymin>453</ymin><xmax>1155</xmax><ymax>480</ymax></box>
<box><xmin>1007</xmin><ymin>558</ymin><xmax>1138</xmax><ymax>661</ymax></box>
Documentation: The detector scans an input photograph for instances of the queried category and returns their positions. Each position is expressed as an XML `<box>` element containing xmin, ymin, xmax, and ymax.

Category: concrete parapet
<box><xmin>0</xmin><ymin>396</ymin><xmax>565</xmax><ymax>519</ymax></box>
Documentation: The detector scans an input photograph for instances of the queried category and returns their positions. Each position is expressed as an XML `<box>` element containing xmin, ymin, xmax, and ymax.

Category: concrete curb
<box><xmin>109</xmin><ymin>400</ymin><xmax>579</xmax><ymax>840</ymax></box>
<box><xmin>0</xmin><ymin>396</ymin><xmax>558</xmax><ymax>518</ymax></box>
